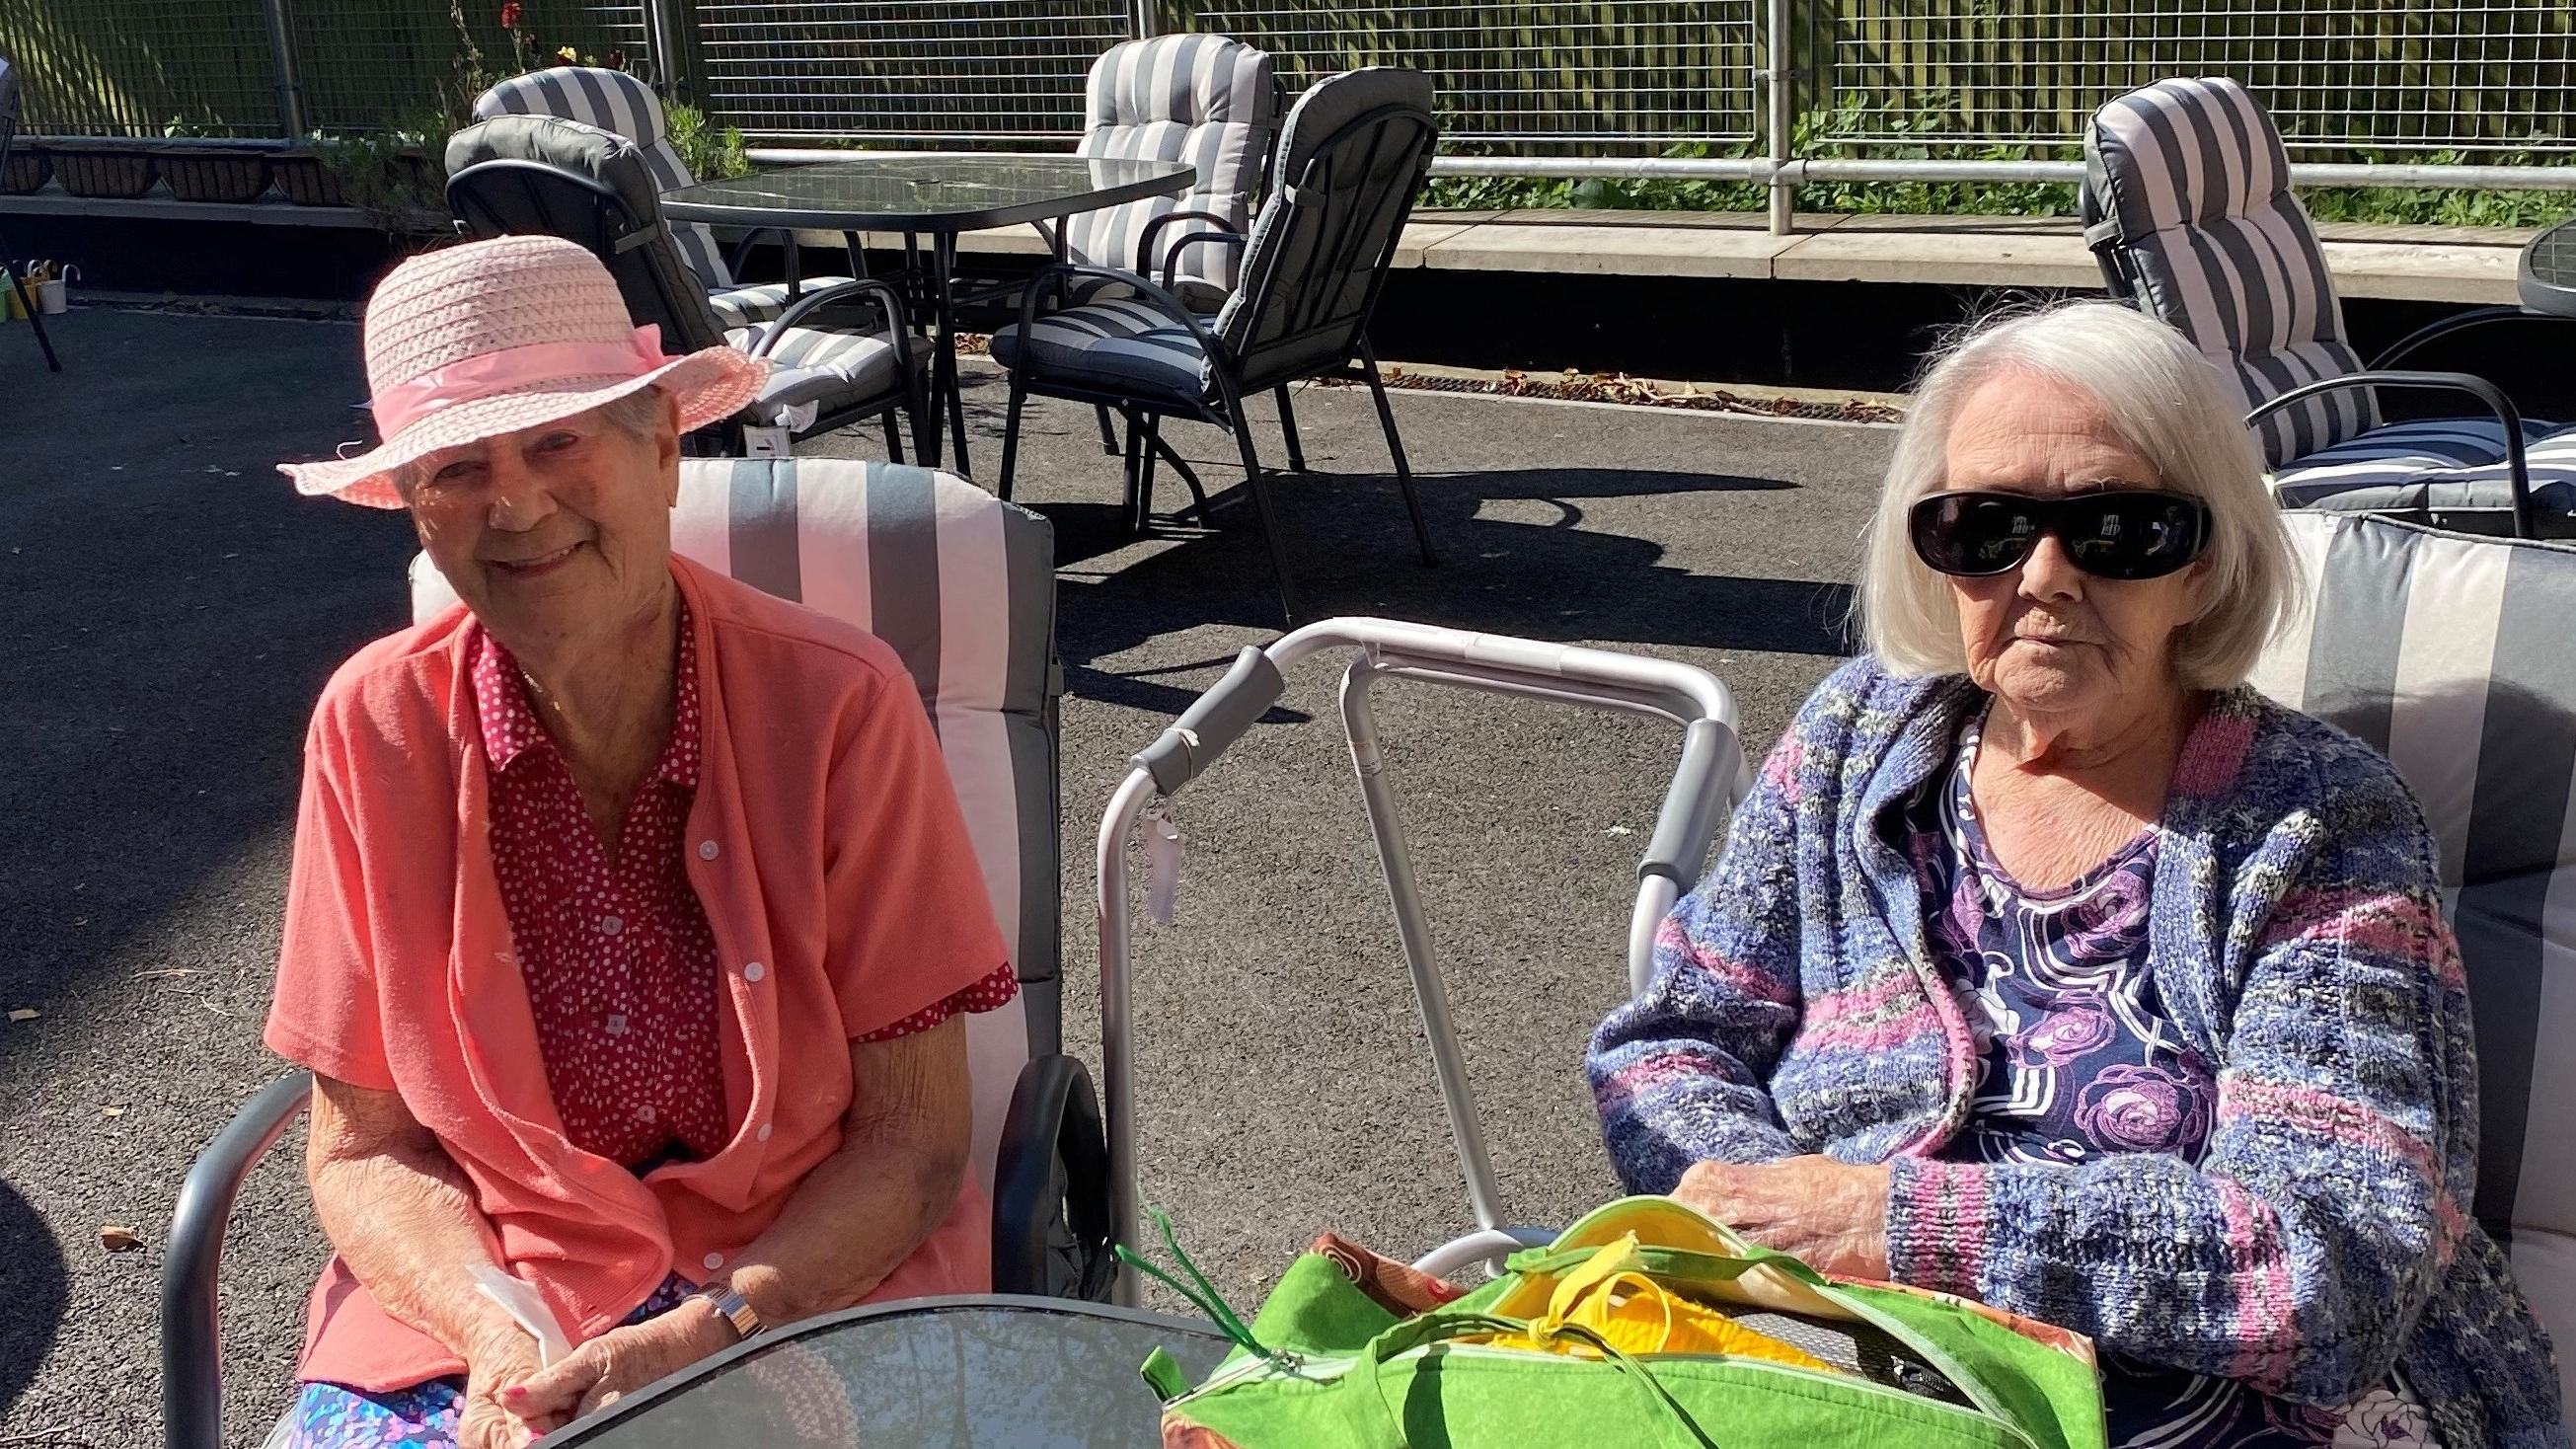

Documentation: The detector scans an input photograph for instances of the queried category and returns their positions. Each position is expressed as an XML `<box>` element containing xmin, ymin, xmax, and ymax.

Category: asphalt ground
<box><xmin>0</xmin><ymin>308</ymin><xmax>1894</xmax><ymax>1448</ymax></box>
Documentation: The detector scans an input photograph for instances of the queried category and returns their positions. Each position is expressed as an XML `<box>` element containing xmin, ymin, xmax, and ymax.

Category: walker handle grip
<box><xmin>1131</xmin><ymin>647</ymin><xmax>1285</xmax><ymax>795</ymax></box>
<box><xmin>1639</xmin><ymin>718</ymin><xmax>1738</xmax><ymax>886</ymax></box>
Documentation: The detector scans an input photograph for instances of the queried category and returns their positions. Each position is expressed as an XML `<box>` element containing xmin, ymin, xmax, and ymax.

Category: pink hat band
<box><xmin>370</xmin><ymin>324</ymin><xmax>674</xmax><ymax>437</ymax></box>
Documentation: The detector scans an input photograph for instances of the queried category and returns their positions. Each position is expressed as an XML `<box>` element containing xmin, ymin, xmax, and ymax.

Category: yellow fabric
<box><xmin>1471</xmin><ymin>1233</ymin><xmax>1835</xmax><ymax>1372</ymax></box>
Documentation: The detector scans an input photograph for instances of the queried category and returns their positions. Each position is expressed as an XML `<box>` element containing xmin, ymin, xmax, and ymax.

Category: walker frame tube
<box><xmin>1095</xmin><ymin>618</ymin><xmax>1748</xmax><ymax>1303</ymax></box>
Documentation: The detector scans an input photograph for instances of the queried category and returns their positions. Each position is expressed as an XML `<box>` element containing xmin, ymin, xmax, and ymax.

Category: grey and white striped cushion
<box><xmin>708</xmin><ymin>278</ymin><xmax>865</xmax><ymax>332</ymax></box>
<box><xmin>2276</xmin><ymin>419</ymin><xmax>2576</xmax><ymax>534</ymax></box>
<box><xmin>2085</xmin><ymin>79</ymin><xmax>2378</xmax><ymax>467</ymax></box>
<box><xmin>475</xmin><ymin>67</ymin><xmax>733</xmax><ymax>290</ymax></box>
<box><xmin>724</xmin><ymin>322</ymin><xmax>904</xmax><ymax>425</ymax></box>
<box><xmin>990</xmin><ymin>297</ymin><xmax>1213</xmax><ymax>408</ymax></box>
<box><xmin>408</xmin><ymin>459</ymin><xmax>1062</xmax><ymax>1195</ymax></box>
<box><xmin>2250</xmin><ymin>509</ymin><xmax>2576</xmax><ymax>1410</ymax></box>
<box><xmin>1066</xmin><ymin>35</ymin><xmax>1278</xmax><ymax>298</ymax></box>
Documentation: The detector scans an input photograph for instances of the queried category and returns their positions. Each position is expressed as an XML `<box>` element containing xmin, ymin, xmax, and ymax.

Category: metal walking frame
<box><xmin>1094</xmin><ymin>618</ymin><xmax>1751</xmax><ymax>1305</ymax></box>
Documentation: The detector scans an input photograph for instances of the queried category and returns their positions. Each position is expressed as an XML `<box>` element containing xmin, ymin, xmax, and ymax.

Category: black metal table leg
<box><xmin>931</xmin><ymin>230</ymin><xmax>970</xmax><ymax>477</ymax></box>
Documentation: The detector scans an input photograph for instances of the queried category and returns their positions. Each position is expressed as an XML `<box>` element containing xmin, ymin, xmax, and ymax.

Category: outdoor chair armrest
<box><xmin>751</xmin><ymin>276</ymin><xmax>916</xmax><ymax>384</ymax></box>
<box><xmin>2250</xmin><ymin>369</ymin><xmax>2537</xmax><ymax>538</ymax></box>
<box><xmin>991</xmin><ymin>1054</ymin><xmax>1116</xmax><ymax>1301</ymax></box>
<box><xmin>2369</xmin><ymin>304</ymin><xmax>2576</xmax><ymax>370</ymax></box>
<box><xmin>163</xmin><ymin>1071</ymin><xmax>314</xmax><ymax>1449</ymax></box>
<box><xmin>1010</xmin><ymin>262</ymin><xmax>1235</xmax><ymax>385</ymax></box>
<box><xmin>721</xmin><ymin>226</ymin><xmax>806</xmax><ymax>288</ymax></box>
<box><xmin>1158</xmin><ymin>231</ymin><xmax>1249</xmax><ymax>295</ymax></box>
<box><xmin>1134</xmin><ymin>209</ymin><xmax>1244</xmax><ymax>275</ymax></box>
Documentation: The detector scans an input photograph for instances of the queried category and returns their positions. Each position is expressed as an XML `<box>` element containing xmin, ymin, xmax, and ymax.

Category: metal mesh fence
<box><xmin>690</xmin><ymin>0</ymin><xmax>1134</xmax><ymax>143</ymax></box>
<box><xmin>1178</xmin><ymin>0</ymin><xmax>1761</xmax><ymax>153</ymax></box>
<box><xmin>293</xmin><ymin>0</ymin><xmax>655</xmax><ymax>133</ymax></box>
<box><xmin>4</xmin><ymin>0</ymin><xmax>283</xmax><ymax>136</ymax></box>
<box><xmin>1812</xmin><ymin>0</ymin><xmax>2576</xmax><ymax>157</ymax></box>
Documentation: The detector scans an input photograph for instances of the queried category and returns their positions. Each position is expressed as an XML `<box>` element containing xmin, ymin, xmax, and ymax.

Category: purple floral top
<box><xmin>1902</xmin><ymin>715</ymin><xmax>2437</xmax><ymax>1449</ymax></box>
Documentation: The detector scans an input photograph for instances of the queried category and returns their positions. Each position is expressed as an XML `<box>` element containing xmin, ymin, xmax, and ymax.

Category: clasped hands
<box><xmin>458</xmin><ymin>1298</ymin><xmax>737</xmax><ymax>1449</ymax></box>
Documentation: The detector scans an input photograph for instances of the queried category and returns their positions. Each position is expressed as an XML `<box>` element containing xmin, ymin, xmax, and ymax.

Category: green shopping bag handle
<box><xmin>1494</xmin><ymin>1235</ymin><xmax>2029</xmax><ymax>1434</ymax></box>
<box><xmin>1357</xmin><ymin>1312</ymin><xmax>1724</xmax><ymax>1449</ymax></box>
<box><xmin>1503</xmin><ymin>1241</ymin><xmax>1828</xmax><ymax>1288</ymax></box>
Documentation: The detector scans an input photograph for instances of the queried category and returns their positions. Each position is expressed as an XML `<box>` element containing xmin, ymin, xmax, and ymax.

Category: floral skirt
<box><xmin>274</xmin><ymin>1275</ymin><xmax>694</xmax><ymax>1449</ymax></box>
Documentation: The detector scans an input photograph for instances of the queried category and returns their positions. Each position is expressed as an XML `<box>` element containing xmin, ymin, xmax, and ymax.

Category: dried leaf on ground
<box><xmin>100</xmin><ymin>1106</ymin><xmax>125</xmax><ymax>1119</ymax></box>
<box><xmin>99</xmin><ymin>1225</ymin><xmax>143</xmax><ymax>1253</ymax></box>
<box><xmin>6</xmin><ymin>1009</ymin><xmax>37</xmax><ymax>1024</ymax></box>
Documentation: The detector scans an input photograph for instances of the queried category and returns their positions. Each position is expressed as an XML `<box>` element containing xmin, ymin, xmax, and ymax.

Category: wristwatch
<box><xmin>690</xmin><ymin>1281</ymin><xmax>765</xmax><ymax>1343</ymax></box>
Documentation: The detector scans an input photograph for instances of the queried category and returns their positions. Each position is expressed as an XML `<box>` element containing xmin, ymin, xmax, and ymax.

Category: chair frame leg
<box><xmin>1275</xmin><ymin>384</ymin><xmax>1305</xmax><ymax>472</ymax></box>
<box><xmin>6</xmin><ymin>259</ymin><xmax>60</xmax><ymax>373</ymax></box>
<box><xmin>1095</xmin><ymin>404</ymin><xmax>1121</xmax><ymax>457</ymax></box>
<box><xmin>1360</xmin><ymin>340</ymin><xmax>1436</xmax><ymax>567</ymax></box>
<box><xmin>998</xmin><ymin>370</ymin><xmax>1029</xmax><ymax>500</ymax></box>
<box><xmin>881</xmin><ymin>409</ymin><xmax>906</xmax><ymax>465</ymax></box>
<box><xmin>1119</xmin><ymin>406</ymin><xmax>1149</xmax><ymax>536</ymax></box>
<box><xmin>1133</xmin><ymin>415</ymin><xmax>1164</xmax><ymax>534</ymax></box>
<box><xmin>1223</xmin><ymin>402</ymin><xmax>1302</xmax><ymax>626</ymax></box>
<box><xmin>1151</xmin><ymin>430</ymin><xmax>1214</xmax><ymax>523</ymax></box>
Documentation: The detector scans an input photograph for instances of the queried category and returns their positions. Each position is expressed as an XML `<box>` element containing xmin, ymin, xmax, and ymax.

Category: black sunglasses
<box><xmin>1908</xmin><ymin>490</ymin><xmax>2212</xmax><ymax>581</ymax></box>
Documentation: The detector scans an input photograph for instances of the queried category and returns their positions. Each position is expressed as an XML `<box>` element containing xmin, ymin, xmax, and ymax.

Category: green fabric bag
<box><xmin>1138</xmin><ymin>1196</ymin><xmax>2107</xmax><ymax>1449</ymax></box>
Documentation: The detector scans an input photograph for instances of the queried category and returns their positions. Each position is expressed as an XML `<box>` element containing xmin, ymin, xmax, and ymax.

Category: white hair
<box><xmin>389</xmin><ymin>385</ymin><xmax>670</xmax><ymax>496</ymax></box>
<box><xmin>1856</xmin><ymin>300</ymin><xmax>2298</xmax><ymax>690</ymax></box>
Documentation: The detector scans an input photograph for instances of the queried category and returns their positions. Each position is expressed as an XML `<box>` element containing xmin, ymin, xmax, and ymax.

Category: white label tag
<box><xmin>742</xmin><ymin>425</ymin><xmax>792</xmax><ymax>459</ymax></box>
<box><xmin>468</xmin><ymin>1263</ymin><xmax>573</xmax><ymax>1367</ymax></box>
<box><xmin>1145</xmin><ymin>808</ymin><xmax>1183</xmax><ymax>925</ymax></box>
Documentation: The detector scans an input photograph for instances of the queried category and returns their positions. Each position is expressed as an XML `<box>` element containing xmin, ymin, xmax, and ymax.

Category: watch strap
<box><xmin>691</xmin><ymin>1282</ymin><xmax>765</xmax><ymax>1342</ymax></box>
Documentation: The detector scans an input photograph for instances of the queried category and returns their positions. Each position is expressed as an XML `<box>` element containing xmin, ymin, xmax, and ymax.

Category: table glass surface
<box><xmin>556</xmin><ymin>1300</ymin><xmax>1230</xmax><ymax>1449</ymax></box>
<box><xmin>2525</xmin><ymin>216</ymin><xmax>2576</xmax><ymax>292</ymax></box>
<box><xmin>664</xmin><ymin>155</ymin><xmax>1192</xmax><ymax>226</ymax></box>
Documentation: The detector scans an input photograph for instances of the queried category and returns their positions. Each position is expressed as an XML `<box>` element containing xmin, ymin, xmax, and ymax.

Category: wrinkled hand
<box><xmin>1674</xmin><ymin>1156</ymin><xmax>1893</xmax><ymax>1280</ymax></box>
<box><xmin>457</xmin><ymin>1331</ymin><xmax>553</xmax><ymax>1449</ymax></box>
<box><xmin>504</xmin><ymin>1300</ymin><xmax>735</xmax><ymax>1430</ymax></box>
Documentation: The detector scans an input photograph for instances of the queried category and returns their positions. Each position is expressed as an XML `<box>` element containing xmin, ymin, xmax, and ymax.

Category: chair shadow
<box><xmin>0</xmin><ymin>1178</ymin><xmax>69</xmax><ymax>1419</ymax></box>
<box><xmin>1047</xmin><ymin>462</ymin><xmax>1853</xmax><ymax>718</ymax></box>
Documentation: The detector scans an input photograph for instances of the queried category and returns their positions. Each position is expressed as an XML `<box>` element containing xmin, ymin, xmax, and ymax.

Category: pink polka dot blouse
<box><xmin>469</xmin><ymin>605</ymin><xmax>1017</xmax><ymax>1170</ymax></box>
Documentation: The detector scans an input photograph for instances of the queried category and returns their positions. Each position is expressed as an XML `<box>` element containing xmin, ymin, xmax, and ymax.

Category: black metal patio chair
<box><xmin>0</xmin><ymin>58</ymin><xmax>61</xmax><ymax>372</ymax></box>
<box><xmin>990</xmin><ymin>66</ymin><xmax>1441</xmax><ymax>624</ymax></box>
<box><xmin>2084</xmin><ymin>77</ymin><xmax>2576</xmax><ymax>539</ymax></box>
<box><xmin>445</xmin><ymin>114</ymin><xmax>926</xmax><ymax>459</ymax></box>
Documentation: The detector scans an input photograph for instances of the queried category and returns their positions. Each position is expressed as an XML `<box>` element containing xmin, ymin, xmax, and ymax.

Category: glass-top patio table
<box><xmin>2520</xmin><ymin>215</ymin><xmax>2576</xmax><ymax>319</ymax></box>
<box><xmin>665</xmin><ymin>156</ymin><xmax>1197</xmax><ymax>475</ymax></box>
<box><xmin>545</xmin><ymin>1296</ymin><xmax>1229</xmax><ymax>1448</ymax></box>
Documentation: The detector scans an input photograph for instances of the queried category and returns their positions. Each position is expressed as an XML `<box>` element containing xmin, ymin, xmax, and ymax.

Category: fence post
<box><xmin>646</xmin><ymin>0</ymin><xmax>688</xmax><ymax>101</ymax></box>
<box><xmin>1133</xmin><ymin>0</ymin><xmax>1157</xmax><ymax>38</ymax></box>
<box><xmin>261</xmin><ymin>0</ymin><xmax>307</xmax><ymax>138</ymax></box>
<box><xmin>1765</xmin><ymin>0</ymin><xmax>1791</xmax><ymax>233</ymax></box>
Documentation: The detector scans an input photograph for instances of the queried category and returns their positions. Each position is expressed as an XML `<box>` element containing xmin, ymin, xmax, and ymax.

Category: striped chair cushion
<box><xmin>2249</xmin><ymin>509</ymin><xmax>2576</xmax><ymax>1404</ymax></box>
<box><xmin>2276</xmin><ymin>419</ymin><xmax>2576</xmax><ymax>535</ymax></box>
<box><xmin>409</xmin><ymin>459</ymin><xmax>1061</xmax><ymax>1196</ymax></box>
<box><xmin>725</xmin><ymin>321</ymin><xmax>904</xmax><ymax>426</ymax></box>
<box><xmin>2084</xmin><ymin>79</ymin><xmax>2379</xmax><ymax>467</ymax></box>
<box><xmin>707</xmin><ymin>278</ymin><xmax>864</xmax><ymax>332</ymax></box>
<box><xmin>989</xmin><ymin>297</ymin><xmax>1213</xmax><ymax>409</ymax></box>
<box><xmin>1067</xmin><ymin>34</ymin><xmax>1278</xmax><ymax>299</ymax></box>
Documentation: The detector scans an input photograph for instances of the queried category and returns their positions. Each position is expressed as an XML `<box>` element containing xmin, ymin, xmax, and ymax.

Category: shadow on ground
<box><xmin>0</xmin><ymin>1182</ymin><xmax>68</xmax><ymax>1422</ymax></box>
<box><xmin>1048</xmin><ymin>459</ymin><xmax>1855</xmax><ymax>720</ymax></box>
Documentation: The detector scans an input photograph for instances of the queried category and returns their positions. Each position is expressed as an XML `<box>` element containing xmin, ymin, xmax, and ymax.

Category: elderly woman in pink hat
<box><xmin>265</xmin><ymin>235</ymin><xmax>1017</xmax><ymax>1449</ymax></box>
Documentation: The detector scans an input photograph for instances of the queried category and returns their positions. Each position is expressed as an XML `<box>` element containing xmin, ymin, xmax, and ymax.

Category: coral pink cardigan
<box><xmin>265</xmin><ymin>558</ymin><xmax>1006</xmax><ymax>1391</ymax></box>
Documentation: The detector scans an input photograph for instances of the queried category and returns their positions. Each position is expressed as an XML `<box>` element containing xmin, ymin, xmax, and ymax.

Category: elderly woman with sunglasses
<box><xmin>1590</xmin><ymin>302</ymin><xmax>2562</xmax><ymax>1448</ymax></box>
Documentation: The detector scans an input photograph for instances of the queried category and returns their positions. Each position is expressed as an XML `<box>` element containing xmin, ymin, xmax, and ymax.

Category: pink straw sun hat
<box><xmin>279</xmin><ymin>234</ymin><xmax>769</xmax><ymax>508</ymax></box>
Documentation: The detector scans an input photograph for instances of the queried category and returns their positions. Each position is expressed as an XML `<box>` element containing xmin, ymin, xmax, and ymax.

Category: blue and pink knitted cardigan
<box><xmin>1589</xmin><ymin>655</ymin><xmax>2564</xmax><ymax>1446</ymax></box>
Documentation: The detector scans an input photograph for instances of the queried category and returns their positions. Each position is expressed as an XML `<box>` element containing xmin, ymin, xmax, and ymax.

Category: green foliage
<box><xmin>309</xmin><ymin>121</ymin><xmax>446</xmax><ymax>226</ymax></box>
<box><xmin>162</xmin><ymin>114</ymin><xmax>229</xmax><ymax>139</ymax></box>
<box><xmin>1424</xmin><ymin>103</ymin><xmax>2576</xmax><ymax>228</ymax></box>
<box><xmin>667</xmin><ymin>102</ymin><xmax>752</xmax><ymax>181</ymax></box>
